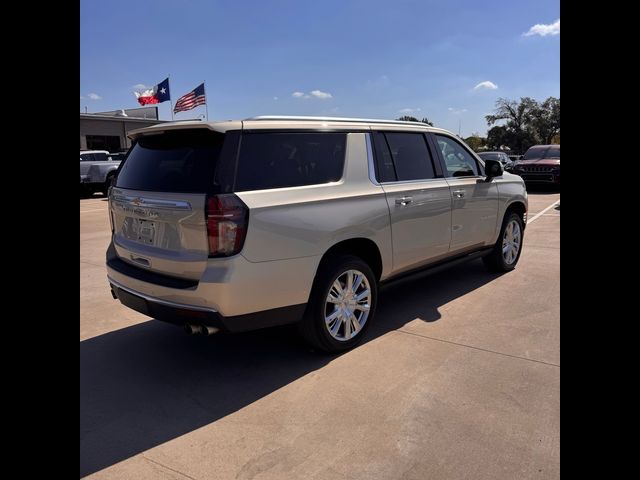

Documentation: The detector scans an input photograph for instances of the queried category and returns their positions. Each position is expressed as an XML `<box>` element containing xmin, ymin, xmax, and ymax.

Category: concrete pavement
<box><xmin>80</xmin><ymin>189</ymin><xmax>560</xmax><ymax>479</ymax></box>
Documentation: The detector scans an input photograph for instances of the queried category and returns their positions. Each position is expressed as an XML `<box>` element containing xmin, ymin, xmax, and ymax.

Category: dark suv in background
<box><xmin>511</xmin><ymin>145</ymin><xmax>560</xmax><ymax>185</ymax></box>
<box><xmin>477</xmin><ymin>152</ymin><xmax>514</xmax><ymax>172</ymax></box>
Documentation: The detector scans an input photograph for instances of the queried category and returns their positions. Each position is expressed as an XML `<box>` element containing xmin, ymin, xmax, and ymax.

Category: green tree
<box><xmin>464</xmin><ymin>133</ymin><xmax>486</xmax><ymax>151</ymax></box>
<box><xmin>396</xmin><ymin>116</ymin><xmax>434</xmax><ymax>126</ymax></box>
<box><xmin>485</xmin><ymin>96</ymin><xmax>559</xmax><ymax>153</ymax></box>
<box><xmin>486</xmin><ymin>125</ymin><xmax>511</xmax><ymax>151</ymax></box>
<box><xmin>530</xmin><ymin>97</ymin><xmax>560</xmax><ymax>144</ymax></box>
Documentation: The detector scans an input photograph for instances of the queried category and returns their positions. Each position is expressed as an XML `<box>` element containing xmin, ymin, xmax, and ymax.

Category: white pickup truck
<box><xmin>80</xmin><ymin>150</ymin><xmax>122</xmax><ymax>197</ymax></box>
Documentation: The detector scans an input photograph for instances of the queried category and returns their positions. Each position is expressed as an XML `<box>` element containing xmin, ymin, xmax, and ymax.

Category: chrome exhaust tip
<box><xmin>201</xmin><ymin>325</ymin><xmax>220</xmax><ymax>336</ymax></box>
<box><xmin>184</xmin><ymin>324</ymin><xmax>203</xmax><ymax>335</ymax></box>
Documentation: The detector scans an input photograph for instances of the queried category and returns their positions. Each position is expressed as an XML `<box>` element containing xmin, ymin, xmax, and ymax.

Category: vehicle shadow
<box><xmin>80</xmin><ymin>259</ymin><xmax>500</xmax><ymax>477</ymax></box>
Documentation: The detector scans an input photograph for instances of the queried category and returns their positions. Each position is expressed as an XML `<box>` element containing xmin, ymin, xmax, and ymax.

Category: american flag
<box><xmin>173</xmin><ymin>83</ymin><xmax>206</xmax><ymax>113</ymax></box>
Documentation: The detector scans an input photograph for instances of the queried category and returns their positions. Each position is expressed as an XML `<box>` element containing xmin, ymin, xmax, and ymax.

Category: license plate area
<box><xmin>123</xmin><ymin>217</ymin><xmax>157</xmax><ymax>245</ymax></box>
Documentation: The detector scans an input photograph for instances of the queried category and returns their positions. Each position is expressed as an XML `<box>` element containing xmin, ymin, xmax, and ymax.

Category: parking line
<box><xmin>527</xmin><ymin>200</ymin><xmax>560</xmax><ymax>225</ymax></box>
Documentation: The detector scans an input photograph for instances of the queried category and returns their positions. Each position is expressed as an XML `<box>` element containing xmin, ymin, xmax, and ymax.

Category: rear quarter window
<box><xmin>234</xmin><ymin>132</ymin><xmax>346</xmax><ymax>191</ymax></box>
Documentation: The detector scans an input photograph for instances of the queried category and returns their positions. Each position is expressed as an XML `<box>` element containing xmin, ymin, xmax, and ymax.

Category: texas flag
<box><xmin>133</xmin><ymin>78</ymin><xmax>171</xmax><ymax>105</ymax></box>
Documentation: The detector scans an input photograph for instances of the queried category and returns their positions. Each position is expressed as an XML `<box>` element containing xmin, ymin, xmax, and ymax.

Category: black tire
<box><xmin>102</xmin><ymin>173</ymin><xmax>115</xmax><ymax>196</ymax></box>
<box><xmin>298</xmin><ymin>255</ymin><xmax>378</xmax><ymax>353</ymax></box>
<box><xmin>80</xmin><ymin>185</ymin><xmax>92</xmax><ymax>198</ymax></box>
<box><xmin>483</xmin><ymin>211</ymin><xmax>525</xmax><ymax>272</ymax></box>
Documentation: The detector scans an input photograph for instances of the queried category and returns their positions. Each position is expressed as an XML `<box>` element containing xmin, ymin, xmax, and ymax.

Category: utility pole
<box><xmin>458</xmin><ymin>118</ymin><xmax>461</xmax><ymax>137</ymax></box>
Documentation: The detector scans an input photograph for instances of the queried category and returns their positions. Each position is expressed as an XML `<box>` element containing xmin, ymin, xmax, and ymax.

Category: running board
<box><xmin>380</xmin><ymin>248</ymin><xmax>492</xmax><ymax>291</ymax></box>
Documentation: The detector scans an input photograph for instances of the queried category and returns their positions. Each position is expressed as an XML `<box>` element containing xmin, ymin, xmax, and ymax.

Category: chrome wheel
<box><xmin>324</xmin><ymin>269</ymin><xmax>371</xmax><ymax>341</ymax></box>
<box><xmin>502</xmin><ymin>219</ymin><xmax>522</xmax><ymax>265</ymax></box>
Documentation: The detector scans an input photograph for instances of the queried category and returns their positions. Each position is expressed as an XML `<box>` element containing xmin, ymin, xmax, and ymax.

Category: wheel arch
<box><xmin>315</xmin><ymin>238</ymin><xmax>384</xmax><ymax>283</ymax></box>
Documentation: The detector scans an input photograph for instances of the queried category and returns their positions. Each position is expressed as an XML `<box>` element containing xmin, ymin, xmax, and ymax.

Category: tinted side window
<box><xmin>371</xmin><ymin>132</ymin><xmax>396</xmax><ymax>182</ymax></box>
<box><xmin>234</xmin><ymin>133</ymin><xmax>346</xmax><ymax>191</ymax></box>
<box><xmin>94</xmin><ymin>153</ymin><xmax>109</xmax><ymax>162</ymax></box>
<box><xmin>436</xmin><ymin>135</ymin><xmax>479</xmax><ymax>177</ymax></box>
<box><xmin>80</xmin><ymin>154</ymin><xmax>94</xmax><ymax>162</ymax></box>
<box><xmin>384</xmin><ymin>132</ymin><xmax>435</xmax><ymax>181</ymax></box>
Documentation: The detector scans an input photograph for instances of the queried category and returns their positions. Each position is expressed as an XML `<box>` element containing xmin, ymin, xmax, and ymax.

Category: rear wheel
<box><xmin>483</xmin><ymin>211</ymin><xmax>524</xmax><ymax>272</ymax></box>
<box><xmin>299</xmin><ymin>255</ymin><xmax>377</xmax><ymax>353</ymax></box>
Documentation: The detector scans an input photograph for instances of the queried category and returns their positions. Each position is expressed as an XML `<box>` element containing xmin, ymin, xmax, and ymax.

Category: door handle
<box><xmin>453</xmin><ymin>190</ymin><xmax>465</xmax><ymax>198</ymax></box>
<box><xmin>395</xmin><ymin>196</ymin><xmax>413</xmax><ymax>206</ymax></box>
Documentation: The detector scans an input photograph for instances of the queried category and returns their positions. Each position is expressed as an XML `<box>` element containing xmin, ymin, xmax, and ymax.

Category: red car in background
<box><xmin>511</xmin><ymin>145</ymin><xmax>560</xmax><ymax>185</ymax></box>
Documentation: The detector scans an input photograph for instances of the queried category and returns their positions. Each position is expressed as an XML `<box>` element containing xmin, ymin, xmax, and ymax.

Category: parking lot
<box><xmin>81</xmin><ymin>189</ymin><xmax>560</xmax><ymax>479</ymax></box>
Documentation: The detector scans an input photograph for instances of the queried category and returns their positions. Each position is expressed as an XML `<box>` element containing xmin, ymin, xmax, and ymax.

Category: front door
<box><xmin>432</xmin><ymin>134</ymin><xmax>499</xmax><ymax>253</ymax></box>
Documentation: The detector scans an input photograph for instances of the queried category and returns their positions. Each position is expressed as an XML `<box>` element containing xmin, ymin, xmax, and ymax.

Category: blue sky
<box><xmin>80</xmin><ymin>0</ymin><xmax>559</xmax><ymax>137</ymax></box>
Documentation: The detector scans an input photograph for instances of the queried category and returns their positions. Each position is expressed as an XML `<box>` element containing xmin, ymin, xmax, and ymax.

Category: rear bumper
<box><xmin>109</xmin><ymin>279</ymin><xmax>306</xmax><ymax>333</ymax></box>
<box><xmin>105</xmin><ymin>241</ymin><xmax>317</xmax><ymax>330</ymax></box>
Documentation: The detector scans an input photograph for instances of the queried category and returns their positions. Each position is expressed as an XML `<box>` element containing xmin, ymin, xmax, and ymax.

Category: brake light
<box><xmin>206</xmin><ymin>194</ymin><xmax>249</xmax><ymax>257</ymax></box>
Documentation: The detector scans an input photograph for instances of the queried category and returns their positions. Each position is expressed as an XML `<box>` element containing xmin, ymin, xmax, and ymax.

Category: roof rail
<box><xmin>244</xmin><ymin>115</ymin><xmax>430</xmax><ymax>126</ymax></box>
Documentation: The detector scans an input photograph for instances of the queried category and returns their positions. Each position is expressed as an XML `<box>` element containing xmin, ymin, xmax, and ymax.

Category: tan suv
<box><xmin>106</xmin><ymin>116</ymin><xmax>528</xmax><ymax>352</ymax></box>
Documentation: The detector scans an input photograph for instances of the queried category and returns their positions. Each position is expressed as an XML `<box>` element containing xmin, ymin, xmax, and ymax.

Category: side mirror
<box><xmin>484</xmin><ymin>159</ymin><xmax>503</xmax><ymax>179</ymax></box>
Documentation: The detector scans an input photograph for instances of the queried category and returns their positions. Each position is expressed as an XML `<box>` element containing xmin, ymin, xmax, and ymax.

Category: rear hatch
<box><xmin>109</xmin><ymin>128</ymin><xmax>238</xmax><ymax>281</ymax></box>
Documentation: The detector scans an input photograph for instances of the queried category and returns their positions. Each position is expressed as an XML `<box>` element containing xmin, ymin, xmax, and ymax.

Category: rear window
<box><xmin>234</xmin><ymin>132</ymin><xmax>346</xmax><ymax>191</ymax></box>
<box><xmin>115</xmin><ymin>130</ymin><xmax>225</xmax><ymax>193</ymax></box>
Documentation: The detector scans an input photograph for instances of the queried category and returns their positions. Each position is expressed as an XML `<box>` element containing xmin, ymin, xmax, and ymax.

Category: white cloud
<box><xmin>87</xmin><ymin>93</ymin><xmax>102</xmax><ymax>100</ymax></box>
<box><xmin>292</xmin><ymin>90</ymin><xmax>333</xmax><ymax>100</ymax></box>
<box><xmin>132</xmin><ymin>83</ymin><xmax>149</xmax><ymax>90</ymax></box>
<box><xmin>80</xmin><ymin>95</ymin><xmax>85</xmax><ymax>100</ymax></box>
<box><xmin>399</xmin><ymin>107</ymin><xmax>421</xmax><ymax>114</ymax></box>
<box><xmin>273</xmin><ymin>96</ymin><xmax>278</xmax><ymax>100</ymax></box>
<box><xmin>473</xmin><ymin>81</ymin><xmax>498</xmax><ymax>91</ymax></box>
<box><xmin>448</xmin><ymin>107</ymin><xmax>468</xmax><ymax>114</ymax></box>
<box><xmin>523</xmin><ymin>19</ymin><xmax>560</xmax><ymax>37</ymax></box>
<box><xmin>310</xmin><ymin>90</ymin><xmax>333</xmax><ymax>99</ymax></box>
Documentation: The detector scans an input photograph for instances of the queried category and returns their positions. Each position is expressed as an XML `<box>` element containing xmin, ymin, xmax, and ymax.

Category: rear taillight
<box><xmin>206</xmin><ymin>194</ymin><xmax>249</xmax><ymax>257</ymax></box>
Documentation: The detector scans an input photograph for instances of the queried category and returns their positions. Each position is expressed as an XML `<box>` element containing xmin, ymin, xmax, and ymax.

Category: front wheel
<box><xmin>483</xmin><ymin>212</ymin><xmax>524</xmax><ymax>272</ymax></box>
<box><xmin>298</xmin><ymin>255</ymin><xmax>377</xmax><ymax>353</ymax></box>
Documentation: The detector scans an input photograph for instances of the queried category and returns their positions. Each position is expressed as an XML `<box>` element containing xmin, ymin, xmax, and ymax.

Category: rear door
<box><xmin>109</xmin><ymin>128</ymin><xmax>237</xmax><ymax>280</ymax></box>
<box><xmin>431</xmin><ymin>133</ymin><xmax>499</xmax><ymax>252</ymax></box>
<box><xmin>371</xmin><ymin>130</ymin><xmax>452</xmax><ymax>274</ymax></box>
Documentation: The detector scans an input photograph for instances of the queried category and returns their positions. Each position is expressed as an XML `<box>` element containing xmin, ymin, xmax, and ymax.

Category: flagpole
<box><xmin>204</xmin><ymin>81</ymin><xmax>209</xmax><ymax>121</ymax></box>
<box><xmin>168</xmin><ymin>74</ymin><xmax>174</xmax><ymax>121</ymax></box>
